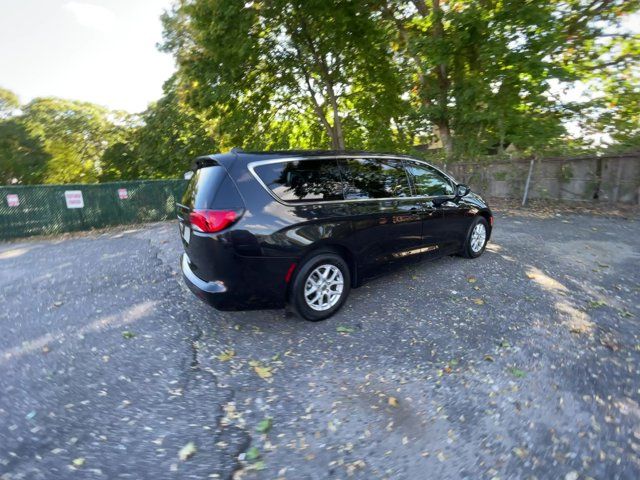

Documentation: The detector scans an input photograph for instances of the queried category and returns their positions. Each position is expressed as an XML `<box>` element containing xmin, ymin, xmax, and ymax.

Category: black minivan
<box><xmin>178</xmin><ymin>150</ymin><xmax>493</xmax><ymax>321</ymax></box>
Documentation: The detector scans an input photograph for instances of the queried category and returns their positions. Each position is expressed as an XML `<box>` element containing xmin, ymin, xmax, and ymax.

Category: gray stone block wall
<box><xmin>439</xmin><ymin>152</ymin><xmax>640</xmax><ymax>204</ymax></box>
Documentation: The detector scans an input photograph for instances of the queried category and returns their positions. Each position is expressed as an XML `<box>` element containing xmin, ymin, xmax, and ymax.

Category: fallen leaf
<box><xmin>246</xmin><ymin>446</ymin><xmax>260</xmax><ymax>461</ymax></box>
<box><xmin>256</xmin><ymin>418</ymin><xmax>273</xmax><ymax>434</ymax></box>
<box><xmin>467</xmin><ymin>277</ymin><xmax>477</xmax><ymax>283</ymax></box>
<box><xmin>53</xmin><ymin>301</ymin><xmax>63</xmax><ymax>307</ymax></box>
<box><xmin>336</xmin><ymin>325</ymin><xmax>355</xmax><ymax>333</ymax></box>
<box><xmin>122</xmin><ymin>331</ymin><xmax>135</xmax><ymax>339</ymax></box>
<box><xmin>72</xmin><ymin>458</ymin><xmax>85</xmax><ymax>467</ymax></box>
<box><xmin>587</xmin><ymin>300</ymin><xmax>606</xmax><ymax>309</ymax></box>
<box><xmin>218</xmin><ymin>349</ymin><xmax>235</xmax><ymax>361</ymax></box>
<box><xmin>513</xmin><ymin>447</ymin><xmax>528</xmax><ymax>459</ymax></box>
<box><xmin>509</xmin><ymin>367</ymin><xmax>526</xmax><ymax>378</ymax></box>
<box><xmin>473</xmin><ymin>298</ymin><xmax>485</xmax><ymax>305</ymax></box>
<box><xmin>254</xmin><ymin>365</ymin><xmax>272</xmax><ymax>380</ymax></box>
<box><xmin>178</xmin><ymin>442</ymin><xmax>197</xmax><ymax>461</ymax></box>
<box><xmin>484</xmin><ymin>355</ymin><xmax>494</xmax><ymax>362</ymax></box>
<box><xmin>388</xmin><ymin>396</ymin><xmax>398</xmax><ymax>407</ymax></box>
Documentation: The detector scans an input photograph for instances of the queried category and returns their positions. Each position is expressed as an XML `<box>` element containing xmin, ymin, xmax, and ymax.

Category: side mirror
<box><xmin>455</xmin><ymin>184</ymin><xmax>470</xmax><ymax>198</ymax></box>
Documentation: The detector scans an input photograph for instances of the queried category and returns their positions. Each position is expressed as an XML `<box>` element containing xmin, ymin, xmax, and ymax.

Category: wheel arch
<box><xmin>289</xmin><ymin>242</ymin><xmax>359</xmax><ymax>298</ymax></box>
<box><xmin>478</xmin><ymin>210</ymin><xmax>493</xmax><ymax>239</ymax></box>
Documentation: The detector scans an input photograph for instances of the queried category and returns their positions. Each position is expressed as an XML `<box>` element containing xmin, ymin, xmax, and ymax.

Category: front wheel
<box><xmin>291</xmin><ymin>252</ymin><xmax>351</xmax><ymax>321</ymax></box>
<box><xmin>461</xmin><ymin>217</ymin><xmax>489</xmax><ymax>258</ymax></box>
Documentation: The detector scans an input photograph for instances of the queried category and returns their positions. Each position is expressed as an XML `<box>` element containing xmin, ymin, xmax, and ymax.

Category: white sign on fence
<box><xmin>118</xmin><ymin>188</ymin><xmax>128</xmax><ymax>200</ymax></box>
<box><xmin>6</xmin><ymin>194</ymin><xmax>19</xmax><ymax>207</ymax></box>
<box><xmin>64</xmin><ymin>190</ymin><xmax>84</xmax><ymax>209</ymax></box>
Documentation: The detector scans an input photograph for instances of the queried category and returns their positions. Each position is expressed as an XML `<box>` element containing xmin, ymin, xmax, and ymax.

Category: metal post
<box><xmin>522</xmin><ymin>158</ymin><xmax>535</xmax><ymax>206</ymax></box>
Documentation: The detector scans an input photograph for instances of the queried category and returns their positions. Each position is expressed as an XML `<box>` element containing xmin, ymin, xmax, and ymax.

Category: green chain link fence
<box><xmin>0</xmin><ymin>179</ymin><xmax>188</xmax><ymax>240</ymax></box>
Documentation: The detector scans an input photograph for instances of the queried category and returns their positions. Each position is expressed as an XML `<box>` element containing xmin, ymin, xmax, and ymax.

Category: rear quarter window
<box><xmin>181</xmin><ymin>166</ymin><xmax>227</xmax><ymax>209</ymax></box>
<box><xmin>253</xmin><ymin>159</ymin><xmax>344</xmax><ymax>203</ymax></box>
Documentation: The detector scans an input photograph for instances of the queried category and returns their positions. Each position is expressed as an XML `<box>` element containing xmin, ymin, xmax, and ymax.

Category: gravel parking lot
<box><xmin>1</xmin><ymin>208</ymin><xmax>639</xmax><ymax>480</ymax></box>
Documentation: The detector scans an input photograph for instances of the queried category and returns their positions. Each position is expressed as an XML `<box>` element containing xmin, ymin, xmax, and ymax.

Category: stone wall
<box><xmin>438</xmin><ymin>152</ymin><xmax>640</xmax><ymax>204</ymax></box>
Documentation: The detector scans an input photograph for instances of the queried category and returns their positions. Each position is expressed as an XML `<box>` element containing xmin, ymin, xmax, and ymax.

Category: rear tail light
<box><xmin>189</xmin><ymin>209</ymin><xmax>243</xmax><ymax>233</ymax></box>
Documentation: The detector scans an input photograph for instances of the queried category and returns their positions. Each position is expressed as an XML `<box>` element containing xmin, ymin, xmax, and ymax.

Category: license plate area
<box><xmin>180</xmin><ymin>223</ymin><xmax>191</xmax><ymax>244</ymax></box>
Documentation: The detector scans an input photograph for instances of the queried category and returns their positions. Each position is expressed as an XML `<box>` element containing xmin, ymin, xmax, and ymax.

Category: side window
<box><xmin>253</xmin><ymin>159</ymin><xmax>344</xmax><ymax>203</ymax></box>
<box><xmin>405</xmin><ymin>161</ymin><xmax>454</xmax><ymax>197</ymax></box>
<box><xmin>339</xmin><ymin>158</ymin><xmax>411</xmax><ymax>199</ymax></box>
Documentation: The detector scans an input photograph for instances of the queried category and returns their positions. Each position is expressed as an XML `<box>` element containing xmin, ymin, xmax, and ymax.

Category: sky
<box><xmin>1</xmin><ymin>2</ymin><xmax>637</xmax><ymax>119</ymax></box>
<box><xmin>0</xmin><ymin>0</ymin><xmax>175</xmax><ymax>113</ymax></box>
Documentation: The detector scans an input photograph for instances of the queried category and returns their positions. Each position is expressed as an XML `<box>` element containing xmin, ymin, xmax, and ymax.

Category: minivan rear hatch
<box><xmin>177</xmin><ymin>163</ymin><xmax>245</xmax><ymax>280</ymax></box>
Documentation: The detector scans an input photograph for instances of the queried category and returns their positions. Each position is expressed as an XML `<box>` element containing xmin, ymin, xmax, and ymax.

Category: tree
<box><xmin>579</xmin><ymin>28</ymin><xmax>640</xmax><ymax>150</ymax></box>
<box><xmin>382</xmin><ymin>0</ymin><xmax>640</xmax><ymax>157</ymax></box>
<box><xmin>161</xmin><ymin>0</ymin><xmax>410</xmax><ymax>151</ymax></box>
<box><xmin>20</xmin><ymin>98</ymin><xmax>121</xmax><ymax>183</ymax></box>
<box><xmin>0</xmin><ymin>88</ymin><xmax>20</xmax><ymax>120</ymax></box>
<box><xmin>0</xmin><ymin>119</ymin><xmax>49</xmax><ymax>184</ymax></box>
<box><xmin>0</xmin><ymin>88</ymin><xmax>49</xmax><ymax>184</ymax></box>
<box><xmin>132</xmin><ymin>77</ymin><xmax>217</xmax><ymax>178</ymax></box>
<box><xmin>162</xmin><ymin>0</ymin><xmax>639</xmax><ymax>158</ymax></box>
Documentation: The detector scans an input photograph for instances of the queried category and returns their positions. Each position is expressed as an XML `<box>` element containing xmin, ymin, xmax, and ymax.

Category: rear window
<box><xmin>253</xmin><ymin>159</ymin><xmax>344</xmax><ymax>203</ymax></box>
<box><xmin>339</xmin><ymin>158</ymin><xmax>411</xmax><ymax>199</ymax></box>
<box><xmin>181</xmin><ymin>166</ymin><xmax>227</xmax><ymax>209</ymax></box>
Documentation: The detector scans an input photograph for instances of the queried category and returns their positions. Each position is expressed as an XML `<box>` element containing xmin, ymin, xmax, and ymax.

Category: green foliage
<box><xmin>20</xmin><ymin>98</ymin><xmax>123</xmax><ymax>183</ymax></box>
<box><xmin>161</xmin><ymin>0</ymin><xmax>414</xmax><ymax>151</ymax></box>
<box><xmin>0</xmin><ymin>88</ymin><xmax>20</xmax><ymax>119</ymax></box>
<box><xmin>131</xmin><ymin>77</ymin><xmax>217</xmax><ymax>179</ymax></box>
<box><xmin>0</xmin><ymin>118</ymin><xmax>49</xmax><ymax>184</ymax></box>
<box><xmin>160</xmin><ymin>0</ymin><xmax>640</xmax><ymax>158</ymax></box>
<box><xmin>0</xmin><ymin>83</ymin><xmax>215</xmax><ymax>184</ymax></box>
<box><xmin>2</xmin><ymin>1</ymin><xmax>639</xmax><ymax>185</ymax></box>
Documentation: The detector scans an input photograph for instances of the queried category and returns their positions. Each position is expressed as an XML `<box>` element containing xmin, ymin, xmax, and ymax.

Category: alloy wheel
<box><xmin>304</xmin><ymin>264</ymin><xmax>344</xmax><ymax>311</ymax></box>
<box><xmin>470</xmin><ymin>223</ymin><xmax>487</xmax><ymax>253</ymax></box>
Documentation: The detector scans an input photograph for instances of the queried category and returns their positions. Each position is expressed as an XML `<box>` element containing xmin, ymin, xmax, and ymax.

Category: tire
<box><xmin>461</xmin><ymin>216</ymin><xmax>489</xmax><ymax>258</ymax></box>
<box><xmin>291</xmin><ymin>251</ymin><xmax>351</xmax><ymax>321</ymax></box>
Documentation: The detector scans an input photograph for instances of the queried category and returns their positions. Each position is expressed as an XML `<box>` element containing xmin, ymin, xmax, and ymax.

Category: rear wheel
<box><xmin>291</xmin><ymin>252</ymin><xmax>351</xmax><ymax>321</ymax></box>
<box><xmin>461</xmin><ymin>217</ymin><xmax>489</xmax><ymax>258</ymax></box>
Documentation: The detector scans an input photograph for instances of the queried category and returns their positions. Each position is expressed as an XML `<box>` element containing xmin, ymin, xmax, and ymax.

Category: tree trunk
<box><xmin>437</xmin><ymin>121</ymin><xmax>453</xmax><ymax>156</ymax></box>
<box><xmin>431</xmin><ymin>0</ymin><xmax>453</xmax><ymax>157</ymax></box>
<box><xmin>329</xmin><ymin>91</ymin><xmax>345</xmax><ymax>150</ymax></box>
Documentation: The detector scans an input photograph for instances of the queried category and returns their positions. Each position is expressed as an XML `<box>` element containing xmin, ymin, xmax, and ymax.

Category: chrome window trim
<box><xmin>247</xmin><ymin>155</ymin><xmax>458</xmax><ymax>207</ymax></box>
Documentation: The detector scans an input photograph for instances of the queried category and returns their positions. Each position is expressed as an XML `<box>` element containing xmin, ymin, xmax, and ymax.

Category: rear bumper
<box><xmin>181</xmin><ymin>253</ymin><xmax>230</xmax><ymax>309</ymax></box>
<box><xmin>180</xmin><ymin>253</ymin><xmax>290</xmax><ymax>311</ymax></box>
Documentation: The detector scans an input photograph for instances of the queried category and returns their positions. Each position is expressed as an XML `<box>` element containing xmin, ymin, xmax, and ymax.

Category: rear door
<box><xmin>338</xmin><ymin>157</ymin><xmax>423</xmax><ymax>270</ymax></box>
